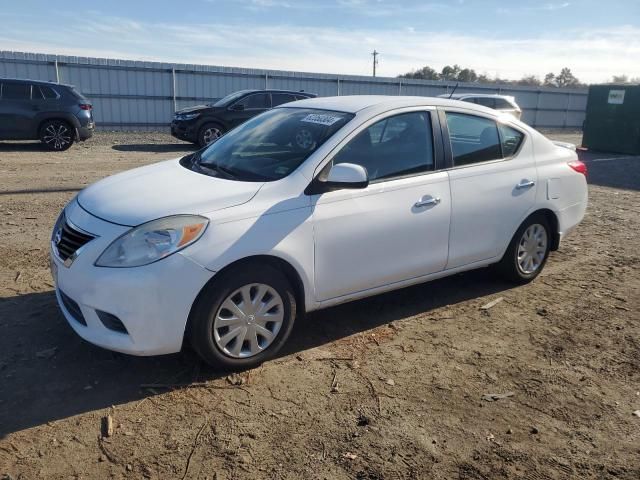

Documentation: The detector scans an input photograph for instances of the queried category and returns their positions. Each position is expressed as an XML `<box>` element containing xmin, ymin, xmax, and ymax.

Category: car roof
<box><xmin>240</xmin><ymin>89</ymin><xmax>316</xmax><ymax>97</ymax></box>
<box><xmin>0</xmin><ymin>77</ymin><xmax>73</xmax><ymax>88</ymax></box>
<box><xmin>441</xmin><ymin>93</ymin><xmax>516</xmax><ymax>101</ymax></box>
<box><xmin>285</xmin><ymin>95</ymin><xmax>502</xmax><ymax>114</ymax></box>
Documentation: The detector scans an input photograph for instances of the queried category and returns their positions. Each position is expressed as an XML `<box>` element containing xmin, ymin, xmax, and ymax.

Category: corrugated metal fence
<box><xmin>0</xmin><ymin>51</ymin><xmax>588</xmax><ymax>130</ymax></box>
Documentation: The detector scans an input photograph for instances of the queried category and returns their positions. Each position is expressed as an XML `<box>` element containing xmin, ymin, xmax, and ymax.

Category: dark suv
<box><xmin>0</xmin><ymin>78</ymin><xmax>94</xmax><ymax>151</ymax></box>
<box><xmin>171</xmin><ymin>89</ymin><xmax>316</xmax><ymax>147</ymax></box>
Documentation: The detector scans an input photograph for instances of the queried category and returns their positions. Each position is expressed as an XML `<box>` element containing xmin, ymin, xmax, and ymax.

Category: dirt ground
<box><xmin>0</xmin><ymin>130</ymin><xmax>639</xmax><ymax>479</ymax></box>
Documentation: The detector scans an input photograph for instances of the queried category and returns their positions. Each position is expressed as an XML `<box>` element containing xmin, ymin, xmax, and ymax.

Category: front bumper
<box><xmin>51</xmin><ymin>200</ymin><xmax>214</xmax><ymax>356</ymax></box>
<box><xmin>171</xmin><ymin>120</ymin><xmax>198</xmax><ymax>142</ymax></box>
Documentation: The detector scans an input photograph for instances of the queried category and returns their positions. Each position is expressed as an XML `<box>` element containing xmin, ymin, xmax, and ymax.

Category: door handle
<box><xmin>516</xmin><ymin>180</ymin><xmax>535</xmax><ymax>189</ymax></box>
<box><xmin>414</xmin><ymin>195</ymin><xmax>441</xmax><ymax>208</ymax></box>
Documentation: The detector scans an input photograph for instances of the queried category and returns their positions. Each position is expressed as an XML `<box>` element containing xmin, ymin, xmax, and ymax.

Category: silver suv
<box><xmin>0</xmin><ymin>78</ymin><xmax>94</xmax><ymax>151</ymax></box>
<box><xmin>440</xmin><ymin>93</ymin><xmax>522</xmax><ymax>120</ymax></box>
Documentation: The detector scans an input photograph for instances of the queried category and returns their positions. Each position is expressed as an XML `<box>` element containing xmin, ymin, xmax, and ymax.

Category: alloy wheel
<box><xmin>203</xmin><ymin>127</ymin><xmax>222</xmax><ymax>145</ymax></box>
<box><xmin>43</xmin><ymin>123</ymin><xmax>72</xmax><ymax>150</ymax></box>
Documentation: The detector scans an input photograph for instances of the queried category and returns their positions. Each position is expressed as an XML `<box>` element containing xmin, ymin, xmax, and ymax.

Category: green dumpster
<box><xmin>582</xmin><ymin>84</ymin><xmax>640</xmax><ymax>155</ymax></box>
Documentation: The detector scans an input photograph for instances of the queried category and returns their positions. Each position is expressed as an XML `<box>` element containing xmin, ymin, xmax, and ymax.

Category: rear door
<box><xmin>0</xmin><ymin>82</ymin><xmax>34</xmax><ymax>139</ymax></box>
<box><xmin>442</xmin><ymin>109</ymin><xmax>536</xmax><ymax>269</ymax></box>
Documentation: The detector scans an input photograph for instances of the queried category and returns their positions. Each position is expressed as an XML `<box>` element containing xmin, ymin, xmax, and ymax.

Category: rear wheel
<box><xmin>496</xmin><ymin>214</ymin><xmax>551</xmax><ymax>283</ymax></box>
<box><xmin>198</xmin><ymin>123</ymin><xmax>225</xmax><ymax>148</ymax></box>
<box><xmin>40</xmin><ymin>120</ymin><xmax>74</xmax><ymax>151</ymax></box>
<box><xmin>189</xmin><ymin>264</ymin><xmax>297</xmax><ymax>369</ymax></box>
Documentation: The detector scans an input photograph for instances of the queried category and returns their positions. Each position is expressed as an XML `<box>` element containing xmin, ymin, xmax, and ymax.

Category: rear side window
<box><xmin>37</xmin><ymin>86</ymin><xmax>58</xmax><ymax>99</ymax></box>
<box><xmin>473</xmin><ymin>97</ymin><xmax>496</xmax><ymax>109</ymax></box>
<box><xmin>499</xmin><ymin>124</ymin><xmax>524</xmax><ymax>157</ymax></box>
<box><xmin>494</xmin><ymin>98</ymin><xmax>514</xmax><ymax>110</ymax></box>
<box><xmin>333</xmin><ymin>111</ymin><xmax>434</xmax><ymax>182</ymax></box>
<box><xmin>272</xmin><ymin>93</ymin><xmax>296</xmax><ymax>106</ymax></box>
<box><xmin>446</xmin><ymin>112</ymin><xmax>502</xmax><ymax>166</ymax></box>
<box><xmin>1</xmin><ymin>83</ymin><xmax>30</xmax><ymax>100</ymax></box>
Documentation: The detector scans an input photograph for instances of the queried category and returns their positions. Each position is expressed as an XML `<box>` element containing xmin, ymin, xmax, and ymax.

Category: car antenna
<box><xmin>448</xmin><ymin>82</ymin><xmax>459</xmax><ymax>99</ymax></box>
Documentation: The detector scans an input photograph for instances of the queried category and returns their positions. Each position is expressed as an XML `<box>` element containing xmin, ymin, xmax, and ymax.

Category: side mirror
<box><xmin>230</xmin><ymin>103</ymin><xmax>245</xmax><ymax>111</ymax></box>
<box><xmin>305</xmin><ymin>163</ymin><xmax>369</xmax><ymax>195</ymax></box>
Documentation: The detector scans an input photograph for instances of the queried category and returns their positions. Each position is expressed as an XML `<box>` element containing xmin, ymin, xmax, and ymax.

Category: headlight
<box><xmin>95</xmin><ymin>215</ymin><xmax>208</xmax><ymax>268</ymax></box>
<box><xmin>175</xmin><ymin>112</ymin><xmax>200</xmax><ymax>121</ymax></box>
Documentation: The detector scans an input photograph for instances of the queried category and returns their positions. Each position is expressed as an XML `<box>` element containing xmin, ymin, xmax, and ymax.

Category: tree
<box><xmin>399</xmin><ymin>65</ymin><xmax>440</xmax><ymax>80</ymax></box>
<box><xmin>440</xmin><ymin>64</ymin><xmax>462</xmax><ymax>81</ymax></box>
<box><xmin>612</xmin><ymin>74</ymin><xmax>629</xmax><ymax>83</ymax></box>
<box><xmin>458</xmin><ymin>68</ymin><xmax>478</xmax><ymax>83</ymax></box>
<box><xmin>555</xmin><ymin>68</ymin><xmax>580</xmax><ymax>88</ymax></box>
<box><xmin>516</xmin><ymin>75</ymin><xmax>541</xmax><ymax>86</ymax></box>
<box><xmin>544</xmin><ymin>73</ymin><xmax>556</xmax><ymax>87</ymax></box>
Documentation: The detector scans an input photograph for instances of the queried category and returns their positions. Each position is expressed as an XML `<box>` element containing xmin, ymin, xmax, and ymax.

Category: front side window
<box><xmin>235</xmin><ymin>93</ymin><xmax>270</xmax><ymax>110</ymax></box>
<box><xmin>184</xmin><ymin>108</ymin><xmax>353</xmax><ymax>181</ymax></box>
<box><xmin>213</xmin><ymin>90</ymin><xmax>252</xmax><ymax>107</ymax></box>
<box><xmin>446</xmin><ymin>112</ymin><xmax>502</xmax><ymax>166</ymax></box>
<box><xmin>1</xmin><ymin>83</ymin><xmax>30</xmax><ymax>100</ymax></box>
<box><xmin>332</xmin><ymin>111</ymin><xmax>434</xmax><ymax>182</ymax></box>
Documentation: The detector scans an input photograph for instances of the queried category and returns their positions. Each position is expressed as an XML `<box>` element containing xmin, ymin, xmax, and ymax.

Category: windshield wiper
<box><xmin>213</xmin><ymin>164</ymin><xmax>239</xmax><ymax>180</ymax></box>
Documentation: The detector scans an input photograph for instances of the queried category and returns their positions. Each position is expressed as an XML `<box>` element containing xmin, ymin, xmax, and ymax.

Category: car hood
<box><xmin>77</xmin><ymin>159</ymin><xmax>263</xmax><ymax>226</ymax></box>
<box><xmin>176</xmin><ymin>105</ymin><xmax>213</xmax><ymax>114</ymax></box>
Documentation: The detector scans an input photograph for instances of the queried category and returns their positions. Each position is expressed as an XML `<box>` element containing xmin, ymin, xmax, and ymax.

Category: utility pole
<box><xmin>372</xmin><ymin>50</ymin><xmax>379</xmax><ymax>77</ymax></box>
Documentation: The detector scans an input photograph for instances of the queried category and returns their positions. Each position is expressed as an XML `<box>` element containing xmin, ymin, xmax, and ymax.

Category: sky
<box><xmin>1</xmin><ymin>0</ymin><xmax>639</xmax><ymax>83</ymax></box>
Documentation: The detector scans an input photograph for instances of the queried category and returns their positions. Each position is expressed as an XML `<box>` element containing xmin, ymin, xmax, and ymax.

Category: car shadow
<box><xmin>579</xmin><ymin>150</ymin><xmax>640</xmax><ymax>191</ymax></box>
<box><xmin>111</xmin><ymin>143</ymin><xmax>196</xmax><ymax>153</ymax></box>
<box><xmin>0</xmin><ymin>267</ymin><xmax>513</xmax><ymax>437</ymax></box>
<box><xmin>0</xmin><ymin>141</ymin><xmax>48</xmax><ymax>152</ymax></box>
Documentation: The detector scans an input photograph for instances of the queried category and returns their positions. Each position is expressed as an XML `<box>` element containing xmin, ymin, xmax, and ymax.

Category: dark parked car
<box><xmin>0</xmin><ymin>78</ymin><xmax>94</xmax><ymax>151</ymax></box>
<box><xmin>171</xmin><ymin>89</ymin><xmax>316</xmax><ymax>147</ymax></box>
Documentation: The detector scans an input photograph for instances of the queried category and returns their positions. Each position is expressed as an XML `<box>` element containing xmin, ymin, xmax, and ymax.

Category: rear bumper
<box><xmin>77</xmin><ymin>123</ymin><xmax>95</xmax><ymax>141</ymax></box>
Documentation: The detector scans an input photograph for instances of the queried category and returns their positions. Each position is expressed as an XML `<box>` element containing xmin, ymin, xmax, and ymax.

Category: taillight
<box><xmin>568</xmin><ymin>160</ymin><xmax>587</xmax><ymax>176</ymax></box>
<box><xmin>79</xmin><ymin>104</ymin><xmax>92</xmax><ymax>110</ymax></box>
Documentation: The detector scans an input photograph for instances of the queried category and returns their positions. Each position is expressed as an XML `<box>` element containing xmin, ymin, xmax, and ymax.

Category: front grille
<box><xmin>55</xmin><ymin>220</ymin><xmax>95</xmax><ymax>261</ymax></box>
<box><xmin>59</xmin><ymin>290</ymin><xmax>87</xmax><ymax>326</ymax></box>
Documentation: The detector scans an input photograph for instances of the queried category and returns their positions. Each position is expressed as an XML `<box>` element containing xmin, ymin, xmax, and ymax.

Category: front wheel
<box><xmin>496</xmin><ymin>215</ymin><xmax>551</xmax><ymax>284</ymax></box>
<box><xmin>40</xmin><ymin>120</ymin><xmax>74</xmax><ymax>151</ymax></box>
<box><xmin>198</xmin><ymin>123</ymin><xmax>225</xmax><ymax>148</ymax></box>
<box><xmin>189</xmin><ymin>265</ymin><xmax>297</xmax><ymax>369</ymax></box>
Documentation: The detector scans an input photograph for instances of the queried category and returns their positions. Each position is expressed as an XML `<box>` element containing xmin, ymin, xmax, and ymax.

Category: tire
<box><xmin>40</xmin><ymin>120</ymin><xmax>74</xmax><ymax>151</ymax></box>
<box><xmin>189</xmin><ymin>264</ymin><xmax>297</xmax><ymax>370</ymax></box>
<box><xmin>197</xmin><ymin>123</ymin><xmax>225</xmax><ymax>148</ymax></box>
<box><xmin>496</xmin><ymin>214</ymin><xmax>551</xmax><ymax>284</ymax></box>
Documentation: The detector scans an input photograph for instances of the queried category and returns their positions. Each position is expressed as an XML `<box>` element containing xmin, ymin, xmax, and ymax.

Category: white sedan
<box><xmin>50</xmin><ymin>96</ymin><xmax>588</xmax><ymax>368</ymax></box>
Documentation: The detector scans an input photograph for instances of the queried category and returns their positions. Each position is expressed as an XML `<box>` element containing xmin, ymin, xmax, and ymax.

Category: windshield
<box><xmin>212</xmin><ymin>90</ymin><xmax>253</xmax><ymax>107</ymax></box>
<box><xmin>184</xmin><ymin>108</ymin><xmax>354</xmax><ymax>182</ymax></box>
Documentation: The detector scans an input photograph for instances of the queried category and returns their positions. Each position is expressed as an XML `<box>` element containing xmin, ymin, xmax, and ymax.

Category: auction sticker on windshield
<box><xmin>301</xmin><ymin>114</ymin><xmax>343</xmax><ymax>126</ymax></box>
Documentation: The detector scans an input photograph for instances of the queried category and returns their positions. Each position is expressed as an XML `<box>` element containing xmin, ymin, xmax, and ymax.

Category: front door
<box><xmin>227</xmin><ymin>92</ymin><xmax>271</xmax><ymax>128</ymax></box>
<box><xmin>311</xmin><ymin>110</ymin><xmax>451</xmax><ymax>302</ymax></box>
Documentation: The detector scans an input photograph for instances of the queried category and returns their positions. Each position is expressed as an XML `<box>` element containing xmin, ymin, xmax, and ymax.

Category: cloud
<box><xmin>1</xmin><ymin>13</ymin><xmax>639</xmax><ymax>83</ymax></box>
